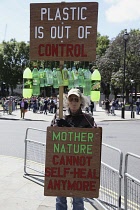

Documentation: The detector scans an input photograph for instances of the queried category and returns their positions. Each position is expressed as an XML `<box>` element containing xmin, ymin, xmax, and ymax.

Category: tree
<box><xmin>96</xmin><ymin>33</ymin><xmax>110</xmax><ymax>57</ymax></box>
<box><xmin>97</xmin><ymin>29</ymin><xmax>140</xmax><ymax>102</ymax></box>
<box><xmin>0</xmin><ymin>39</ymin><xmax>29</xmax><ymax>94</ymax></box>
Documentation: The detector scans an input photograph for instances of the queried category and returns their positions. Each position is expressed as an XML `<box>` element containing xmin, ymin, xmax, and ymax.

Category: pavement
<box><xmin>0</xmin><ymin>104</ymin><xmax>140</xmax><ymax>210</ymax></box>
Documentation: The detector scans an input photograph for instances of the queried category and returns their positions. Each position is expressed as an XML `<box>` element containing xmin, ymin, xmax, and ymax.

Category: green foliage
<box><xmin>0</xmin><ymin>39</ymin><xmax>30</xmax><ymax>93</ymax></box>
<box><xmin>97</xmin><ymin>29</ymin><xmax>140</xmax><ymax>100</ymax></box>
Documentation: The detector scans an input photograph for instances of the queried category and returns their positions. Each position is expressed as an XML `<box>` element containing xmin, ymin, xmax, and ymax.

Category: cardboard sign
<box><xmin>30</xmin><ymin>2</ymin><xmax>98</xmax><ymax>61</ymax></box>
<box><xmin>44</xmin><ymin>126</ymin><xmax>102</xmax><ymax>198</ymax></box>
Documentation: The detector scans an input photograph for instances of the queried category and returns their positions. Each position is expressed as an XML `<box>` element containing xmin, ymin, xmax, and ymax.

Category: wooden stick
<box><xmin>59</xmin><ymin>61</ymin><xmax>64</xmax><ymax>118</ymax></box>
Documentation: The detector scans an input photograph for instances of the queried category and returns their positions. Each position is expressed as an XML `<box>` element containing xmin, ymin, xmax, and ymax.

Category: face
<box><xmin>68</xmin><ymin>94</ymin><xmax>81</xmax><ymax>113</ymax></box>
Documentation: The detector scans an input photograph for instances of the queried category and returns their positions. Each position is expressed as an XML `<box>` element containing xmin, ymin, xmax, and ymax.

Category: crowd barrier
<box><xmin>124</xmin><ymin>153</ymin><xmax>140</xmax><ymax>210</ymax></box>
<box><xmin>23</xmin><ymin>127</ymin><xmax>140</xmax><ymax>210</ymax></box>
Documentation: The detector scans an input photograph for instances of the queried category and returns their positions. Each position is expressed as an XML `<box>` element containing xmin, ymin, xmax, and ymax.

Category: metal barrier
<box><xmin>24</xmin><ymin>127</ymin><xmax>46</xmax><ymax>186</ymax></box>
<box><xmin>93</xmin><ymin>143</ymin><xmax>123</xmax><ymax>210</ymax></box>
<box><xmin>24</xmin><ymin>128</ymin><xmax>140</xmax><ymax>210</ymax></box>
<box><xmin>124</xmin><ymin>152</ymin><xmax>140</xmax><ymax>210</ymax></box>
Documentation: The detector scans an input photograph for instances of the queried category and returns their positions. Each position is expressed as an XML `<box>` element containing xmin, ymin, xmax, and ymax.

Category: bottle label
<box><xmin>91</xmin><ymin>80</ymin><xmax>100</xmax><ymax>91</ymax></box>
<box><xmin>24</xmin><ymin>79</ymin><xmax>33</xmax><ymax>89</ymax></box>
<box><xmin>63</xmin><ymin>70</ymin><xmax>68</xmax><ymax>80</ymax></box>
<box><xmin>33</xmin><ymin>79</ymin><xmax>38</xmax><ymax>86</ymax></box>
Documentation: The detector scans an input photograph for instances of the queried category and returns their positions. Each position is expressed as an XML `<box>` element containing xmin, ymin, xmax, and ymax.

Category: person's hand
<box><xmin>56</xmin><ymin>118</ymin><xmax>71</xmax><ymax>127</ymax></box>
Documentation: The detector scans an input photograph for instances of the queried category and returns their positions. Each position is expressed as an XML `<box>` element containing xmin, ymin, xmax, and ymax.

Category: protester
<box><xmin>52</xmin><ymin>88</ymin><xmax>96</xmax><ymax>210</ymax></box>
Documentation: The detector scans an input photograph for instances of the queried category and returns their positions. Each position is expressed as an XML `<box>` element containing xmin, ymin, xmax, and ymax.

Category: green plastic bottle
<box><xmin>44</xmin><ymin>68</ymin><xmax>49</xmax><ymax>86</ymax></box>
<box><xmin>39</xmin><ymin>67</ymin><xmax>44</xmax><ymax>87</ymax></box>
<box><xmin>48</xmin><ymin>68</ymin><xmax>53</xmax><ymax>86</ymax></box>
<box><xmin>62</xmin><ymin>64</ymin><xmax>68</xmax><ymax>86</ymax></box>
<box><xmin>68</xmin><ymin>68</ymin><xmax>74</xmax><ymax>89</ymax></box>
<box><xmin>83</xmin><ymin>68</ymin><xmax>91</xmax><ymax>96</ymax></box>
<box><xmin>32</xmin><ymin>67</ymin><xmax>40</xmax><ymax>96</ymax></box>
<box><xmin>23</xmin><ymin>67</ymin><xmax>33</xmax><ymax>98</ymax></box>
<box><xmin>57</xmin><ymin>68</ymin><xmax>63</xmax><ymax>86</ymax></box>
<box><xmin>72</xmin><ymin>66</ymin><xmax>79</xmax><ymax>87</ymax></box>
<box><xmin>53</xmin><ymin>68</ymin><xmax>59</xmax><ymax>88</ymax></box>
<box><xmin>78</xmin><ymin>68</ymin><xmax>84</xmax><ymax>87</ymax></box>
<box><xmin>90</xmin><ymin>68</ymin><xmax>101</xmax><ymax>102</ymax></box>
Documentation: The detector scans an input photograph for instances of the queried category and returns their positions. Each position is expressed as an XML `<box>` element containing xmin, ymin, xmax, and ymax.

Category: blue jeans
<box><xmin>56</xmin><ymin>196</ymin><xmax>84</xmax><ymax>210</ymax></box>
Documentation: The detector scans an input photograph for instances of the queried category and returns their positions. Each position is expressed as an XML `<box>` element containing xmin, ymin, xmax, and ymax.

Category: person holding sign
<box><xmin>54</xmin><ymin>88</ymin><xmax>96</xmax><ymax>210</ymax></box>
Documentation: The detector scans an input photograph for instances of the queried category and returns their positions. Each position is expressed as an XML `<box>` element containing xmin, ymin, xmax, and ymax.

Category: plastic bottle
<box><xmin>62</xmin><ymin>64</ymin><xmax>68</xmax><ymax>86</ymax></box>
<box><xmin>68</xmin><ymin>68</ymin><xmax>74</xmax><ymax>89</ymax></box>
<box><xmin>39</xmin><ymin>67</ymin><xmax>44</xmax><ymax>87</ymax></box>
<box><xmin>32</xmin><ymin>67</ymin><xmax>40</xmax><ymax>96</ymax></box>
<box><xmin>78</xmin><ymin>67</ymin><xmax>84</xmax><ymax>87</ymax></box>
<box><xmin>56</xmin><ymin>68</ymin><xmax>63</xmax><ymax>86</ymax></box>
<box><xmin>47</xmin><ymin>68</ymin><xmax>53</xmax><ymax>86</ymax></box>
<box><xmin>72</xmin><ymin>66</ymin><xmax>79</xmax><ymax>87</ymax></box>
<box><xmin>53</xmin><ymin>68</ymin><xmax>59</xmax><ymax>88</ymax></box>
<box><xmin>91</xmin><ymin>68</ymin><xmax>101</xmax><ymax>102</ymax></box>
<box><xmin>44</xmin><ymin>68</ymin><xmax>49</xmax><ymax>86</ymax></box>
<box><xmin>23</xmin><ymin>67</ymin><xmax>33</xmax><ymax>98</ymax></box>
<box><xmin>83</xmin><ymin>68</ymin><xmax>91</xmax><ymax>96</ymax></box>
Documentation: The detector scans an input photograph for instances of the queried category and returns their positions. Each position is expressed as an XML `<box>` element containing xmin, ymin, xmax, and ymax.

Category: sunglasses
<box><xmin>68</xmin><ymin>97</ymin><xmax>79</xmax><ymax>102</ymax></box>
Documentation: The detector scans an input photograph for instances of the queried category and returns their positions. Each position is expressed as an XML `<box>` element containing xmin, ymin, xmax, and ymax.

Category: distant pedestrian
<box><xmin>20</xmin><ymin>98</ymin><xmax>28</xmax><ymax>119</ymax></box>
<box><xmin>90</xmin><ymin>101</ymin><xmax>94</xmax><ymax>116</ymax></box>
<box><xmin>44</xmin><ymin>98</ymin><xmax>48</xmax><ymax>115</ymax></box>
<box><xmin>136</xmin><ymin>99</ymin><xmax>140</xmax><ymax>115</ymax></box>
<box><xmin>105</xmin><ymin>98</ymin><xmax>110</xmax><ymax>115</ymax></box>
<box><xmin>110</xmin><ymin>99</ymin><xmax>116</xmax><ymax>115</ymax></box>
<box><xmin>8</xmin><ymin>97</ymin><xmax>13</xmax><ymax>115</ymax></box>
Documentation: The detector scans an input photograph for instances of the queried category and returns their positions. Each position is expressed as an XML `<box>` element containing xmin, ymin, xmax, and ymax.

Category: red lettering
<box><xmin>87</xmin><ymin>169</ymin><xmax>92</xmax><ymax>178</ymax></box>
<box><xmin>52</xmin><ymin>155</ymin><xmax>59</xmax><ymax>165</ymax></box>
<box><xmin>38</xmin><ymin>44</ymin><xmax>44</xmax><ymax>56</ymax></box>
<box><xmin>51</xmin><ymin>167</ymin><xmax>58</xmax><ymax>177</ymax></box>
<box><xmin>74</xmin><ymin>44</ymin><xmax>80</xmax><ymax>57</ymax></box>
<box><xmin>81</xmin><ymin>44</ymin><xmax>87</xmax><ymax>57</ymax></box>
<box><xmin>65</xmin><ymin>155</ymin><xmax>73</xmax><ymax>165</ymax></box>
<box><xmin>47</xmin><ymin>179</ymin><xmax>54</xmax><ymax>190</ymax></box>
<box><xmin>76</xmin><ymin>181</ymin><xmax>83</xmax><ymax>190</ymax></box>
<box><xmin>66</xmin><ymin>44</ymin><xmax>73</xmax><ymax>56</ymax></box>
<box><xmin>59</xmin><ymin>44</ymin><xmax>66</xmax><ymax>56</ymax></box>
<box><xmin>79</xmin><ymin>168</ymin><xmax>86</xmax><ymax>178</ymax></box>
<box><xmin>87</xmin><ymin>169</ymin><xmax>99</xmax><ymax>179</ymax></box>
<box><xmin>54</xmin><ymin>180</ymin><xmax>60</xmax><ymax>190</ymax></box>
<box><xmin>61</xmin><ymin>180</ymin><xmax>67</xmax><ymax>190</ymax></box>
<box><xmin>59</xmin><ymin>155</ymin><xmax>65</xmax><ymax>165</ymax></box>
<box><xmin>38</xmin><ymin>44</ymin><xmax>87</xmax><ymax>57</ymax></box>
<box><xmin>83</xmin><ymin>181</ymin><xmax>89</xmax><ymax>191</ymax></box>
<box><xmin>89</xmin><ymin>181</ymin><xmax>96</xmax><ymax>191</ymax></box>
<box><xmin>67</xmin><ymin>180</ymin><xmax>77</xmax><ymax>190</ymax></box>
<box><xmin>93</xmin><ymin>169</ymin><xmax>99</xmax><ymax>179</ymax></box>
<box><xmin>79</xmin><ymin>156</ymin><xmax>86</xmax><ymax>166</ymax></box>
<box><xmin>45</xmin><ymin>44</ymin><xmax>51</xmax><ymax>56</ymax></box>
<box><xmin>52</xmin><ymin>44</ymin><xmax>58</xmax><ymax>56</ymax></box>
<box><xmin>64</xmin><ymin>168</ymin><xmax>70</xmax><ymax>177</ymax></box>
<box><xmin>45</xmin><ymin>167</ymin><xmax>51</xmax><ymax>177</ymax></box>
<box><xmin>73</xmin><ymin>168</ymin><xmax>81</xmax><ymax>178</ymax></box>
<box><xmin>87</xmin><ymin>156</ymin><xmax>92</xmax><ymax>166</ymax></box>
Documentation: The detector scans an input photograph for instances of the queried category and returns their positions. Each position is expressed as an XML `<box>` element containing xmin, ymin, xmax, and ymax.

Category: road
<box><xmin>0</xmin><ymin>118</ymin><xmax>140</xmax><ymax>179</ymax></box>
<box><xmin>98</xmin><ymin>120</ymin><xmax>140</xmax><ymax>180</ymax></box>
<box><xmin>0</xmin><ymin>119</ymin><xmax>50</xmax><ymax>158</ymax></box>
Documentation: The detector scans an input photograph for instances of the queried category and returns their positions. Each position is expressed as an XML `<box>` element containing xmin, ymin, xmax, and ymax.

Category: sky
<box><xmin>0</xmin><ymin>0</ymin><xmax>140</xmax><ymax>43</ymax></box>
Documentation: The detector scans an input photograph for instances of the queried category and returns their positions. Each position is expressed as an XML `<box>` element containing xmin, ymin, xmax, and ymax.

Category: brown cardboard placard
<box><xmin>30</xmin><ymin>2</ymin><xmax>98</xmax><ymax>61</ymax></box>
<box><xmin>44</xmin><ymin>126</ymin><xmax>102</xmax><ymax>198</ymax></box>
